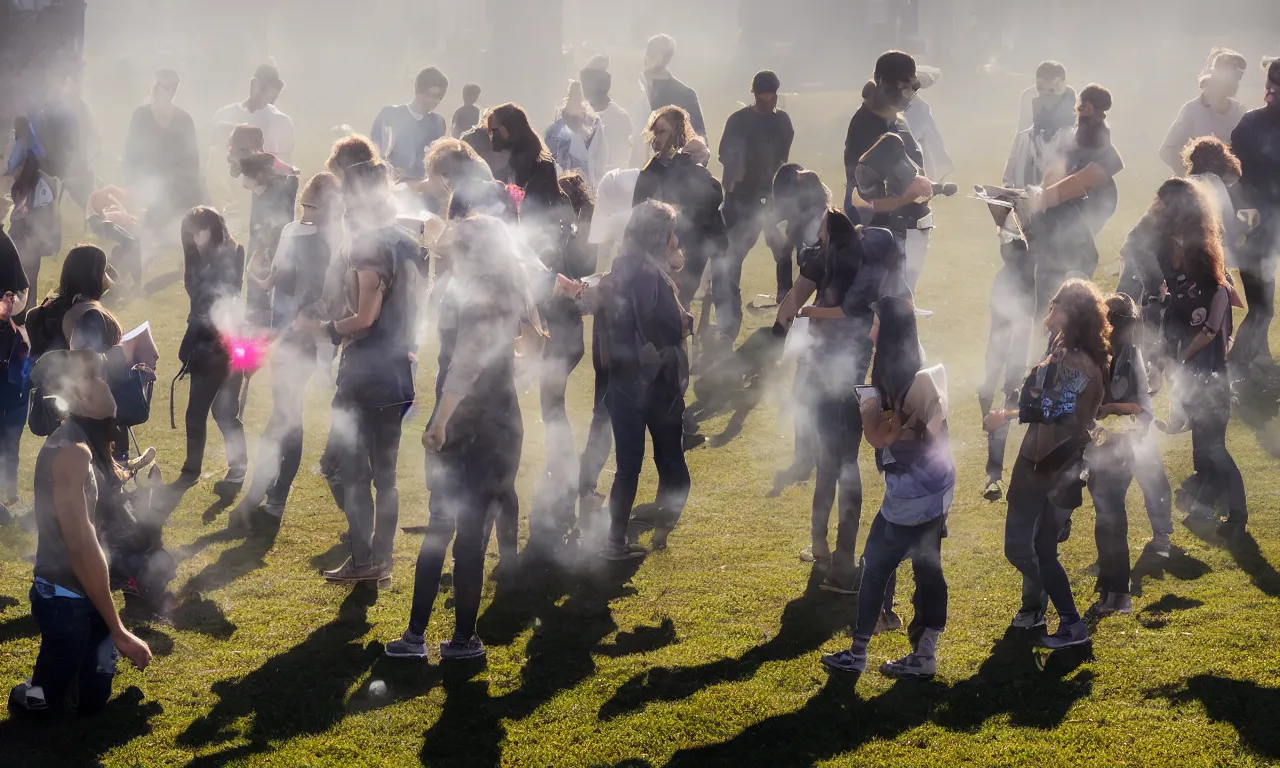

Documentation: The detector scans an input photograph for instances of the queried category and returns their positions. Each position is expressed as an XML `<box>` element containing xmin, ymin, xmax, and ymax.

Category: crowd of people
<box><xmin>2</xmin><ymin>33</ymin><xmax>1280</xmax><ymax>717</ymax></box>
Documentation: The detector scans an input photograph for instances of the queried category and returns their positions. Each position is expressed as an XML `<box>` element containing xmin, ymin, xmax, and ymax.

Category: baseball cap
<box><xmin>751</xmin><ymin>70</ymin><xmax>781</xmax><ymax>94</ymax></box>
<box><xmin>254</xmin><ymin>63</ymin><xmax>285</xmax><ymax>89</ymax></box>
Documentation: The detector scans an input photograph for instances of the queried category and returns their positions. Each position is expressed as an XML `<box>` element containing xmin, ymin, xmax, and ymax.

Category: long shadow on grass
<box><xmin>1136</xmin><ymin>594</ymin><xmax>1204</xmax><ymax>629</ymax></box>
<box><xmin>1233</xmin><ymin>385</ymin><xmax>1280</xmax><ymax>460</ymax></box>
<box><xmin>687</xmin><ymin>328</ymin><xmax>784</xmax><ymax>449</ymax></box>
<box><xmin>168</xmin><ymin>529</ymin><xmax>280</xmax><ymax>639</ymax></box>
<box><xmin>1150</xmin><ymin>674</ymin><xmax>1280</xmax><ymax>758</ymax></box>
<box><xmin>598</xmin><ymin>569</ymin><xmax>852</xmax><ymax>720</ymax></box>
<box><xmin>0</xmin><ymin>686</ymin><xmax>162</xmax><ymax>767</ymax></box>
<box><xmin>1130</xmin><ymin>546</ymin><xmax>1212</xmax><ymax>597</ymax></box>
<box><xmin>418</xmin><ymin>555</ymin><xmax>647</xmax><ymax>767</ymax></box>
<box><xmin>1182</xmin><ymin>524</ymin><xmax>1280</xmax><ymax>599</ymax></box>
<box><xmin>177</xmin><ymin>583</ymin><xmax>382</xmax><ymax>767</ymax></box>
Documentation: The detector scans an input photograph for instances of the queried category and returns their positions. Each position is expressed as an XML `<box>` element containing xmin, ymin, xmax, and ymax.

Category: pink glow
<box><xmin>223</xmin><ymin>334</ymin><xmax>269</xmax><ymax>372</ymax></box>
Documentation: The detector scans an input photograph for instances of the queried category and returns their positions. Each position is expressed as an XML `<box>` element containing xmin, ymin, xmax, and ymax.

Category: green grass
<box><xmin>3</xmin><ymin>86</ymin><xmax>1280</xmax><ymax>768</ymax></box>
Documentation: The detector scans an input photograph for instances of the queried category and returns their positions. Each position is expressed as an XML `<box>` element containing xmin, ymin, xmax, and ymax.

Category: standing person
<box><xmin>846</xmin><ymin>51</ymin><xmax>935</xmax><ymax>293</ymax></box>
<box><xmin>25</xmin><ymin>245</ymin><xmax>122</xmax><ymax>360</ymax></box>
<box><xmin>581</xmin><ymin>55</ymin><xmax>634</xmax><ymax>175</ymax></box>
<box><xmin>1017</xmin><ymin>61</ymin><xmax>1076</xmax><ymax>137</ymax></box>
<box><xmin>1028</xmin><ymin>85</ymin><xmax>1124</xmax><ymax>319</ymax></box>
<box><xmin>1228</xmin><ymin>60</ymin><xmax>1280</xmax><ymax>376</ymax></box>
<box><xmin>321</xmin><ymin>154</ymin><xmax>422</xmax><ymax>584</ymax></box>
<box><xmin>122</xmin><ymin>69</ymin><xmax>203</xmax><ymax>241</ymax></box>
<box><xmin>1159</xmin><ymin>49</ymin><xmax>1247</xmax><ymax>176</ymax></box>
<box><xmin>1183</xmin><ymin>137</ymin><xmax>1242</xmax><ymax>270</ymax></box>
<box><xmin>0</xmin><ymin>236</ymin><xmax>28</xmax><ymax>520</ymax></box>
<box><xmin>229</xmin><ymin>173</ymin><xmax>346</xmax><ymax>533</ymax></box>
<box><xmin>1085</xmin><ymin>294</ymin><xmax>1151</xmax><ymax>618</ymax></box>
<box><xmin>718</xmin><ymin>70</ymin><xmax>795</xmax><ymax>320</ymax></box>
<box><xmin>821</xmin><ymin>295</ymin><xmax>953</xmax><ymax>678</ymax></box>
<box><xmin>631</xmin><ymin>33</ymin><xmax>706</xmax><ymax>167</ymax></box>
<box><xmin>7</xmin><ymin>349</ymin><xmax>152</xmax><ymax>716</ymax></box>
<box><xmin>237</xmin><ymin>151</ymin><xmax>300</xmax><ymax>329</ymax></box>
<box><xmin>209</xmin><ymin>64</ymin><xmax>295</xmax><ymax>202</ymax></box>
<box><xmin>1153</xmin><ymin>178</ymin><xmax>1247</xmax><ymax>537</ymax></box>
<box><xmin>450</xmin><ymin>83</ymin><xmax>482</xmax><ymax>139</ymax></box>
<box><xmin>6</xmin><ymin>117</ymin><xmax>62</xmax><ymax>315</ymax></box>
<box><xmin>544</xmin><ymin>80</ymin><xmax>609</xmax><ymax>191</ymax></box>
<box><xmin>600</xmin><ymin>201</ymin><xmax>692</xmax><ymax>559</ymax></box>
<box><xmin>461</xmin><ymin>113</ymin><xmax>511</xmax><ymax>182</ymax></box>
<box><xmin>633</xmin><ymin>106</ymin><xmax>726</xmax><ymax>312</ymax></box>
<box><xmin>984</xmin><ymin>279</ymin><xmax>1108</xmax><ymax>649</ymax></box>
<box><xmin>371</xmin><ymin>67</ymin><xmax>450</xmax><ymax>181</ymax></box>
<box><xmin>176</xmin><ymin>208</ymin><xmax>248</xmax><ymax>497</ymax></box>
<box><xmin>903</xmin><ymin>67</ymin><xmax>955</xmax><ymax>184</ymax></box>
<box><xmin>384</xmin><ymin>215</ymin><xmax>532</xmax><ymax>662</ymax></box>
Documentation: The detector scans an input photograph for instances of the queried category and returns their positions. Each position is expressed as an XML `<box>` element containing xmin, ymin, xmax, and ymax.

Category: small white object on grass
<box><xmin>369</xmin><ymin>680</ymin><xmax>387</xmax><ymax>697</ymax></box>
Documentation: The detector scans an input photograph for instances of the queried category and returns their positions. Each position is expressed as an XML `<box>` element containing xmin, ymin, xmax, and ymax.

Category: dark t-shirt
<box><xmin>844</xmin><ymin>105</ymin><xmax>929</xmax><ymax>230</ymax></box>
<box><xmin>719</xmin><ymin>107</ymin><xmax>794</xmax><ymax>201</ymax></box>
<box><xmin>451</xmin><ymin>104</ymin><xmax>481</xmax><ymax>138</ymax></box>
<box><xmin>0</xmin><ymin>226</ymin><xmax>30</xmax><ymax>297</ymax></box>
<box><xmin>797</xmin><ymin>238</ymin><xmax>865</xmax><ymax>352</ymax></box>
<box><xmin>1064</xmin><ymin>130</ymin><xmax>1123</xmax><ymax>234</ymax></box>
<box><xmin>1231</xmin><ymin>107</ymin><xmax>1280</xmax><ymax>214</ymax></box>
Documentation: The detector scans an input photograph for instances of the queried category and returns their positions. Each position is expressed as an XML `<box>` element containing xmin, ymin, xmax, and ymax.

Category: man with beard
<box><xmin>371</xmin><ymin>67</ymin><xmax>449</xmax><ymax>181</ymax></box>
<box><xmin>1027</xmin><ymin>84</ymin><xmax>1123</xmax><ymax>320</ymax></box>
<box><xmin>631</xmin><ymin>34</ymin><xmax>706</xmax><ymax>168</ymax></box>
<box><xmin>1228</xmin><ymin>59</ymin><xmax>1280</xmax><ymax>376</ymax></box>
<box><xmin>845</xmin><ymin>51</ymin><xmax>935</xmax><ymax>294</ymax></box>
<box><xmin>718</xmin><ymin>70</ymin><xmax>795</xmax><ymax>331</ymax></box>
<box><xmin>581</xmin><ymin>55</ymin><xmax>634</xmax><ymax>175</ymax></box>
<box><xmin>1160</xmin><ymin>49</ymin><xmax>1247</xmax><ymax>176</ymax></box>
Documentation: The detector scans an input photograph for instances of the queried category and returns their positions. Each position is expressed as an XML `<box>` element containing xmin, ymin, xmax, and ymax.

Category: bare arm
<box><xmin>334</xmin><ymin>270</ymin><xmax>385</xmax><ymax>336</ymax></box>
<box><xmin>1039</xmin><ymin>162</ymin><xmax>1109</xmax><ymax>209</ymax></box>
<box><xmin>861</xmin><ymin>402</ymin><xmax>905</xmax><ymax>450</ymax></box>
<box><xmin>774</xmin><ymin>275</ymin><xmax>817</xmax><ymax>327</ymax></box>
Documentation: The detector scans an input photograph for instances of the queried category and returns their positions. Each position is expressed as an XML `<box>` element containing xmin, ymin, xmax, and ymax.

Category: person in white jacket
<box><xmin>903</xmin><ymin>66</ymin><xmax>954</xmax><ymax>183</ymax></box>
<box><xmin>544</xmin><ymin>81</ymin><xmax>609</xmax><ymax>191</ymax></box>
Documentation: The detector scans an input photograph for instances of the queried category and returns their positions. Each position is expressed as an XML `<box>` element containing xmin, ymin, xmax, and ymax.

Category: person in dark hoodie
<box><xmin>236</xmin><ymin>150</ymin><xmax>300</xmax><ymax>329</ymax></box>
<box><xmin>631</xmin><ymin>34</ymin><xmax>706</xmax><ymax>167</ymax></box>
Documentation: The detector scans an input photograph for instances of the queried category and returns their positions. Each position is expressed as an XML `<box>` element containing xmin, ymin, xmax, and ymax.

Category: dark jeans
<box><xmin>537</xmin><ymin>313</ymin><xmax>586</xmax><ymax>534</ymax></box>
<box><xmin>786</xmin><ymin>361</ymin><xmax>819</xmax><ymax>478</ymax></box>
<box><xmin>25</xmin><ymin>585</ymin><xmax>115</xmax><ymax>716</ymax></box>
<box><xmin>981</xmin><ymin>242</ymin><xmax>1035</xmax><ymax>482</ymax></box>
<box><xmin>579</xmin><ymin>339</ymin><xmax>614</xmax><ymax>496</ymax></box>
<box><xmin>713</xmin><ymin>194</ymin><xmax>772</xmax><ymax>342</ymax></box>
<box><xmin>1183</xmin><ymin>379</ymin><xmax>1247</xmax><ymax>524</ymax></box>
<box><xmin>675</xmin><ymin>240</ymin><xmax>714</xmax><ymax>311</ymax></box>
<box><xmin>1004</xmin><ymin>456</ymin><xmax>1080</xmax><ymax>622</ymax></box>
<box><xmin>811</xmin><ymin>388</ymin><xmax>864</xmax><ymax>582</ymax></box>
<box><xmin>183</xmin><ymin>369</ymin><xmax>247</xmax><ymax>475</ymax></box>
<box><xmin>0</xmin><ymin>391</ymin><xmax>28</xmax><ymax>502</ymax></box>
<box><xmin>855</xmin><ymin>514</ymin><xmax>948</xmax><ymax>648</ymax></box>
<box><xmin>605</xmin><ymin>375</ymin><xmax>690</xmax><ymax>547</ymax></box>
<box><xmin>1087</xmin><ymin>449</ymin><xmax>1133</xmax><ymax>595</ymax></box>
<box><xmin>242</xmin><ymin>352</ymin><xmax>313</xmax><ymax>512</ymax></box>
<box><xmin>330</xmin><ymin>400</ymin><xmax>409</xmax><ymax>568</ymax></box>
<box><xmin>1236</xmin><ymin>250</ymin><xmax>1277</xmax><ymax>365</ymax></box>
<box><xmin>1132</xmin><ymin>435</ymin><xmax>1174</xmax><ymax>538</ymax></box>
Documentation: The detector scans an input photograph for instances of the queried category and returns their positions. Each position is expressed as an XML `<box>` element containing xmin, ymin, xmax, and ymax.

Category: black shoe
<box><xmin>1216</xmin><ymin>520</ymin><xmax>1246</xmax><ymax>542</ymax></box>
<box><xmin>683</xmin><ymin>432</ymin><xmax>706</xmax><ymax>451</ymax></box>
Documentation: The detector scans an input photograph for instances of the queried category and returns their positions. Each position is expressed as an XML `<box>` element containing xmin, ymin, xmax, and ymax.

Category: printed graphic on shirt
<box><xmin>1038</xmin><ymin>366</ymin><xmax>1091</xmax><ymax>421</ymax></box>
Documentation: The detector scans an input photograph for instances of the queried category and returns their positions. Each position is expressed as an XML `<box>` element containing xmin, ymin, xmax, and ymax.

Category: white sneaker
<box><xmin>880</xmin><ymin>652</ymin><xmax>937</xmax><ymax>678</ymax></box>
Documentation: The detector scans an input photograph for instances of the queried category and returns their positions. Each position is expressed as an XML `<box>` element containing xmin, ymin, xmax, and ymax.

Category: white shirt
<box><xmin>212</xmin><ymin>102</ymin><xmax>296</xmax><ymax>162</ymax></box>
<box><xmin>1160</xmin><ymin>96</ymin><xmax>1245</xmax><ymax>174</ymax></box>
<box><xmin>588</xmin><ymin>168</ymin><xmax>641</xmax><ymax>245</ymax></box>
<box><xmin>596</xmin><ymin>102</ymin><xmax>635</xmax><ymax>173</ymax></box>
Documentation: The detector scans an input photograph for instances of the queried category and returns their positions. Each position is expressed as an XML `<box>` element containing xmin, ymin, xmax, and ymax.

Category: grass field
<box><xmin>2</xmin><ymin>80</ymin><xmax>1280</xmax><ymax>768</ymax></box>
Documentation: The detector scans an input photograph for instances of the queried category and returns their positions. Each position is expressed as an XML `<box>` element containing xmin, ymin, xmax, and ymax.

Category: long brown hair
<box><xmin>1048</xmin><ymin>278</ymin><xmax>1111</xmax><ymax>377</ymax></box>
<box><xmin>1152</xmin><ymin>177</ymin><xmax>1227</xmax><ymax>287</ymax></box>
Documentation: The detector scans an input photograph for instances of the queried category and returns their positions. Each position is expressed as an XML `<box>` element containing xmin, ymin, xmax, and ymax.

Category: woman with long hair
<box><xmin>385</xmin><ymin>215</ymin><xmax>533</xmax><ymax>661</ymax></box>
<box><xmin>1153</xmin><ymin>177</ymin><xmax>1246</xmax><ymax>536</ymax></box>
<box><xmin>26</xmin><ymin>245</ymin><xmax>123</xmax><ymax>358</ymax></box>
<box><xmin>7</xmin><ymin>118</ymin><xmax>63</xmax><ymax>318</ymax></box>
<box><xmin>822</xmin><ymin>295</ymin><xmax>954</xmax><ymax>678</ymax></box>
<box><xmin>984</xmin><ymin>278</ymin><xmax>1109</xmax><ymax>649</ymax></box>
<box><xmin>599</xmin><ymin>200</ymin><xmax>692</xmax><ymax>559</ymax></box>
<box><xmin>229</xmin><ymin>172</ymin><xmax>346</xmax><ymax>533</ymax></box>
<box><xmin>177</xmin><ymin>207</ymin><xmax>247</xmax><ymax>496</ymax></box>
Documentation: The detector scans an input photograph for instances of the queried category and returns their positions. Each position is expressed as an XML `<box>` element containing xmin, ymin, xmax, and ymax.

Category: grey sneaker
<box><xmin>799</xmin><ymin>542</ymin><xmax>832</xmax><ymax>565</ymax></box>
<box><xmin>599</xmin><ymin>543</ymin><xmax>648</xmax><ymax>561</ymax></box>
<box><xmin>323</xmin><ymin>559</ymin><xmax>384</xmax><ymax>583</ymax></box>
<box><xmin>1105</xmin><ymin>593</ymin><xmax>1133</xmax><ymax>615</ymax></box>
<box><xmin>982</xmin><ymin>479</ymin><xmax>1004</xmax><ymax>502</ymax></box>
<box><xmin>1011</xmin><ymin>608</ymin><xmax>1047</xmax><ymax>629</ymax></box>
<box><xmin>8</xmin><ymin>680</ymin><xmax>47</xmax><ymax>713</ymax></box>
<box><xmin>820</xmin><ymin>648</ymin><xmax>867</xmax><ymax>675</ymax></box>
<box><xmin>440</xmin><ymin>635</ymin><xmax>486</xmax><ymax>661</ymax></box>
<box><xmin>880</xmin><ymin>652</ymin><xmax>936</xmax><ymax>679</ymax></box>
<box><xmin>385</xmin><ymin>631</ymin><xmax>428</xmax><ymax>659</ymax></box>
<box><xmin>1147</xmin><ymin>534</ymin><xmax>1172</xmax><ymax>557</ymax></box>
<box><xmin>1038</xmin><ymin>619</ymin><xmax>1090</xmax><ymax>649</ymax></box>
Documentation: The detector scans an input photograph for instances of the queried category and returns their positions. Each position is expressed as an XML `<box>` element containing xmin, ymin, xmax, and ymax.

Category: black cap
<box><xmin>254</xmin><ymin>63</ymin><xmax>284</xmax><ymax>89</ymax></box>
<box><xmin>751</xmin><ymin>70</ymin><xmax>781</xmax><ymax>94</ymax></box>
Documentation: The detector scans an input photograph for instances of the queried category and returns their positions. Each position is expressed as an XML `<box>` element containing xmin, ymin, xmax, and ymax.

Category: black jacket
<box><xmin>633</xmin><ymin>153</ymin><xmax>728</xmax><ymax>259</ymax></box>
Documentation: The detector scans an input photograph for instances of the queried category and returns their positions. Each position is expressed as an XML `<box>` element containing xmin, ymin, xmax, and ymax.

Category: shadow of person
<box><xmin>933</xmin><ymin>627</ymin><xmax>1094</xmax><ymax>732</ymax></box>
<box><xmin>0</xmin><ymin>685</ymin><xmax>162</xmax><ymax>767</ymax></box>
<box><xmin>346</xmin><ymin>655</ymin><xmax>443</xmax><ymax>715</ymax></box>
<box><xmin>1232</xmin><ymin>385</ymin><xmax>1280</xmax><ymax>460</ymax></box>
<box><xmin>1152</xmin><ymin>674</ymin><xmax>1280</xmax><ymax>758</ymax></box>
<box><xmin>144</xmin><ymin>269</ymin><xmax>185</xmax><ymax>296</ymax></box>
<box><xmin>1182</xmin><ymin>524</ymin><xmax>1280</xmax><ymax>599</ymax></box>
<box><xmin>1130</xmin><ymin>546</ymin><xmax>1212</xmax><ymax>597</ymax></box>
<box><xmin>689</xmin><ymin>327</ymin><xmax>786</xmax><ymax>433</ymax></box>
<box><xmin>0</xmin><ymin>611</ymin><xmax>37</xmax><ymax>644</ymax></box>
<box><xmin>176</xmin><ymin>583</ymin><xmax>382</xmax><ymax>761</ymax></box>
<box><xmin>663</xmin><ymin>676</ymin><xmax>948</xmax><ymax>768</ymax></box>
<box><xmin>1135</xmin><ymin>594</ymin><xmax>1204</xmax><ymax>630</ymax></box>
<box><xmin>598</xmin><ymin>569</ymin><xmax>853</xmax><ymax>720</ymax></box>
<box><xmin>419</xmin><ymin>675</ymin><xmax>505</xmax><ymax>768</ymax></box>
<box><xmin>0</xmin><ymin>594</ymin><xmax>18</xmax><ymax>613</ymax></box>
<box><xmin>168</xmin><ymin>530</ymin><xmax>279</xmax><ymax>639</ymax></box>
<box><xmin>594</xmin><ymin>617</ymin><xmax>678</xmax><ymax>658</ymax></box>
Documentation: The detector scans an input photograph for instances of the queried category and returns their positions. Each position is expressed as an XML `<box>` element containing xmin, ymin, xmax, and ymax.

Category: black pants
<box><xmin>412</xmin><ymin>409</ymin><xmax>521</xmax><ymax>639</ymax></box>
<box><xmin>811</xmin><ymin>387</ymin><xmax>863</xmax><ymax>582</ymax></box>
<box><xmin>242</xmin><ymin>350</ymin><xmax>313</xmax><ymax>512</ymax></box>
<box><xmin>713</xmin><ymin>194</ymin><xmax>772</xmax><ymax>343</ymax></box>
<box><xmin>0</xmin><ymin>388</ymin><xmax>27</xmax><ymax>503</ymax></box>
<box><xmin>1004</xmin><ymin>456</ymin><xmax>1080</xmax><ymax>622</ymax></box>
<box><xmin>1087</xmin><ymin>445</ymin><xmax>1133</xmax><ymax>595</ymax></box>
<box><xmin>183</xmin><ymin>368</ymin><xmax>247</xmax><ymax>476</ymax></box>
<box><xmin>675</xmin><ymin>240</ymin><xmax>714</xmax><ymax>311</ymax></box>
<box><xmin>981</xmin><ymin>242</ymin><xmax>1036</xmax><ymax>482</ymax></box>
<box><xmin>536</xmin><ymin>312</ymin><xmax>586</xmax><ymax>535</ymax></box>
<box><xmin>1236</xmin><ymin>249</ymin><xmax>1277</xmax><ymax>366</ymax></box>
<box><xmin>329</xmin><ymin>400</ymin><xmax>408</xmax><ymax>569</ymax></box>
<box><xmin>1183</xmin><ymin>377</ymin><xmax>1247</xmax><ymax>524</ymax></box>
<box><xmin>605</xmin><ymin>375</ymin><xmax>690</xmax><ymax>547</ymax></box>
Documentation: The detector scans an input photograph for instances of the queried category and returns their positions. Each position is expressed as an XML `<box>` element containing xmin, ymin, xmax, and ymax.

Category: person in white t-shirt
<box><xmin>1159</xmin><ymin>49</ymin><xmax>1247</xmax><ymax>175</ymax></box>
<box><xmin>208</xmin><ymin>64</ymin><xmax>296</xmax><ymax>204</ymax></box>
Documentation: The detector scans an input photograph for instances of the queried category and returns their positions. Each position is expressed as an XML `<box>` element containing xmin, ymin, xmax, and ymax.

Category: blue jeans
<box><xmin>1004</xmin><ymin>456</ymin><xmax>1079</xmax><ymax>622</ymax></box>
<box><xmin>605</xmin><ymin>375</ymin><xmax>690</xmax><ymax>547</ymax></box>
<box><xmin>330</xmin><ymin>401</ymin><xmax>409</xmax><ymax>568</ymax></box>
<box><xmin>855</xmin><ymin>513</ymin><xmax>948</xmax><ymax>647</ymax></box>
<box><xmin>0</xmin><ymin>386</ymin><xmax>28</xmax><ymax>502</ymax></box>
<box><xmin>25</xmin><ymin>584</ymin><xmax>116</xmax><ymax>716</ymax></box>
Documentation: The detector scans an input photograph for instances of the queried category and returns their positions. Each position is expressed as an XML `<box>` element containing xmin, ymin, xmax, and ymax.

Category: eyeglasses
<box><xmin>300</xmin><ymin>202</ymin><xmax>318</xmax><ymax>210</ymax></box>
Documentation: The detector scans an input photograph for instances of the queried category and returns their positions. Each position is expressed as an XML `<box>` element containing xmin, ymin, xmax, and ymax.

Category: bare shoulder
<box><xmin>52</xmin><ymin>442</ymin><xmax>92</xmax><ymax>477</ymax></box>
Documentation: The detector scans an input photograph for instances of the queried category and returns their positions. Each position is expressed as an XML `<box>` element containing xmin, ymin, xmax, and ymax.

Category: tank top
<box><xmin>33</xmin><ymin>419</ymin><xmax>101</xmax><ymax>596</ymax></box>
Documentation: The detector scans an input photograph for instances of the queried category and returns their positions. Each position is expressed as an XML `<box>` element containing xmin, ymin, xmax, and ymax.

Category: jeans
<box><xmin>1004</xmin><ymin>456</ymin><xmax>1080</xmax><ymax>622</ymax></box>
<box><xmin>183</xmin><ymin>369</ymin><xmax>247</xmax><ymax>476</ymax></box>
<box><xmin>811</xmin><ymin>388</ymin><xmax>864</xmax><ymax>582</ymax></box>
<box><xmin>579</xmin><ymin>339</ymin><xmax>614</xmax><ymax>496</ymax></box>
<box><xmin>855</xmin><ymin>513</ymin><xmax>948</xmax><ymax>647</ymax></box>
<box><xmin>537</xmin><ymin>311</ymin><xmax>586</xmax><ymax>535</ymax></box>
<box><xmin>242</xmin><ymin>351</ymin><xmax>314</xmax><ymax>513</ymax></box>
<box><xmin>0</xmin><ymin>389</ymin><xmax>28</xmax><ymax>502</ymax></box>
<box><xmin>605</xmin><ymin>375</ymin><xmax>690</xmax><ymax>547</ymax></box>
<box><xmin>1236</xmin><ymin>249</ymin><xmax>1277</xmax><ymax>365</ymax></box>
<box><xmin>1184</xmin><ymin>378</ymin><xmax>1247</xmax><ymax>524</ymax></box>
<box><xmin>26</xmin><ymin>584</ymin><xmax>116</xmax><ymax>716</ymax></box>
<box><xmin>1132</xmin><ymin>435</ymin><xmax>1173</xmax><ymax>538</ymax></box>
<box><xmin>1087</xmin><ymin>447</ymin><xmax>1133</xmax><ymax>595</ymax></box>
<box><xmin>981</xmin><ymin>242</ymin><xmax>1036</xmax><ymax>482</ymax></box>
<box><xmin>330</xmin><ymin>400</ymin><xmax>409</xmax><ymax>568</ymax></box>
<box><xmin>713</xmin><ymin>194</ymin><xmax>772</xmax><ymax>342</ymax></box>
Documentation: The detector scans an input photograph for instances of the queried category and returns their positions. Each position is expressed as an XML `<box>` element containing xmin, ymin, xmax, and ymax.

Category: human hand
<box><xmin>797</xmin><ymin>305</ymin><xmax>814</xmax><ymax>319</ymax></box>
<box><xmin>113</xmin><ymin>627</ymin><xmax>153</xmax><ymax>670</ymax></box>
<box><xmin>554</xmin><ymin>273</ymin><xmax>585</xmax><ymax>299</ymax></box>
<box><xmin>423</xmin><ymin>421</ymin><xmax>446</xmax><ymax>453</ymax></box>
<box><xmin>982</xmin><ymin>410</ymin><xmax>1009</xmax><ymax>433</ymax></box>
<box><xmin>908</xmin><ymin>176</ymin><xmax>934</xmax><ymax>202</ymax></box>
